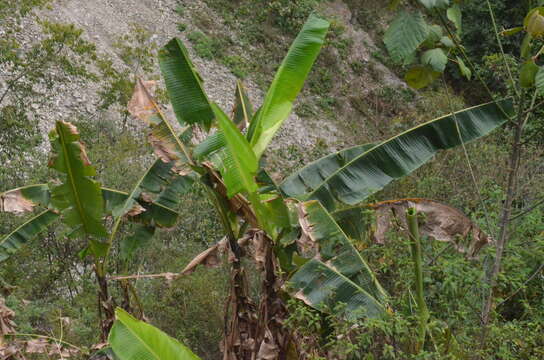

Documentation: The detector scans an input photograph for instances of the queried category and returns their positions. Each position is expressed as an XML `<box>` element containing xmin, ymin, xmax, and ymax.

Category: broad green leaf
<box><xmin>500</xmin><ymin>27</ymin><xmax>523</xmax><ymax>36</ymax></box>
<box><xmin>281</xmin><ymin>143</ymin><xmax>376</xmax><ymax>199</ymax></box>
<box><xmin>520</xmin><ymin>60</ymin><xmax>539</xmax><ymax>88</ymax></box>
<box><xmin>48</xmin><ymin>121</ymin><xmax>107</xmax><ymax>237</ymax></box>
<box><xmin>120</xmin><ymin>225</ymin><xmax>155</xmax><ymax>261</ymax></box>
<box><xmin>0</xmin><ymin>210</ymin><xmax>60</xmax><ymax>262</ymax></box>
<box><xmin>456</xmin><ymin>56</ymin><xmax>472</xmax><ymax>80</ymax></box>
<box><xmin>423</xmin><ymin>24</ymin><xmax>443</xmax><ymax>47</ymax></box>
<box><xmin>213</xmin><ymin>103</ymin><xmax>258</xmax><ymax>197</ymax></box>
<box><xmin>446</xmin><ymin>4</ymin><xmax>462</xmax><ymax>34</ymax></box>
<box><xmin>524</xmin><ymin>7</ymin><xmax>544</xmax><ymax>38</ymax></box>
<box><xmin>535</xmin><ymin>66</ymin><xmax>544</xmax><ymax>95</ymax></box>
<box><xmin>232</xmin><ymin>80</ymin><xmax>253</xmax><ymax>128</ymax></box>
<box><xmin>419</xmin><ymin>0</ymin><xmax>449</xmax><ymax>9</ymax></box>
<box><xmin>283</xmin><ymin>100</ymin><xmax>513</xmax><ymax>210</ymax></box>
<box><xmin>109</xmin><ymin>308</ymin><xmax>201</xmax><ymax>360</ymax></box>
<box><xmin>288</xmin><ymin>201</ymin><xmax>387</xmax><ymax>320</ymax></box>
<box><xmin>110</xmin><ymin>159</ymin><xmax>191</xmax><ymax>230</ymax></box>
<box><xmin>384</xmin><ymin>11</ymin><xmax>429</xmax><ymax>64</ymax></box>
<box><xmin>193</xmin><ymin>81</ymin><xmax>253</xmax><ymax>160</ymax></box>
<box><xmin>405</xmin><ymin>65</ymin><xmax>440</xmax><ymax>89</ymax></box>
<box><xmin>249</xmin><ymin>14</ymin><xmax>329</xmax><ymax>158</ymax></box>
<box><xmin>159</xmin><ymin>38</ymin><xmax>214</xmax><ymax>130</ymax></box>
<box><xmin>193</xmin><ymin>131</ymin><xmax>226</xmax><ymax>160</ymax></box>
<box><xmin>331</xmin><ymin>206</ymin><xmax>371</xmax><ymax>243</ymax></box>
<box><xmin>421</xmin><ymin>48</ymin><xmax>448</xmax><ymax>72</ymax></box>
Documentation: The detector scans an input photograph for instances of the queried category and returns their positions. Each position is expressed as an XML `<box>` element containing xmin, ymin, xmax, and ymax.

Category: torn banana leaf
<box><xmin>48</xmin><ymin>121</ymin><xmax>107</xmax><ymax>237</ymax></box>
<box><xmin>128</xmin><ymin>78</ymin><xmax>193</xmax><ymax>169</ymax></box>
<box><xmin>159</xmin><ymin>38</ymin><xmax>215</xmax><ymax>131</ymax></box>
<box><xmin>282</xmin><ymin>100</ymin><xmax>513</xmax><ymax>210</ymax></box>
<box><xmin>288</xmin><ymin>200</ymin><xmax>387</xmax><ymax>320</ymax></box>
<box><xmin>280</xmin><ymin>143</ymin><xmax>376</xmax><ymax>199</ymax></box>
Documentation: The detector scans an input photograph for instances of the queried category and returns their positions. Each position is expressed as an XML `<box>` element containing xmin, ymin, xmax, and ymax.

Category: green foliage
<box><xmin>384</xmin><ymin>11</ymin><xmax>429</xmax><ymax>64</ymax></box>
<box><xmin>248</xmin><ymin>13</ymin><xmax>330</xmax><ymax>158</ymax></box>
<box><xmin>109</xmin><ymin>308</ymin><xmax>201</xmax><ymax>360</ymax></box>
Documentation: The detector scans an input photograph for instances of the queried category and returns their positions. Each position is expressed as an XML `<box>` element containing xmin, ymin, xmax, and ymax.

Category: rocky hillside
<box><xmin>2</xmin><ymin>0</ymin><xmax>414</xmax><ymax>174</ymax></box>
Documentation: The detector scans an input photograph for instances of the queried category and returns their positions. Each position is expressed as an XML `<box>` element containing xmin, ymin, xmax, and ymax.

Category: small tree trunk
<box><xmin>481</xmin><ymin>91</ymin><xmax>532</xmax><ymax>345</ymax></box>
<box><xmin>94</xmin><ymin>263</ymin><xmax>116</xmax><ymax>341</ymax></box>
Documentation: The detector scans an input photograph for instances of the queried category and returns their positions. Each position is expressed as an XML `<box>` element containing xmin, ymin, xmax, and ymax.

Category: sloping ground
<box><xmin>9</xmin><ymin>0</ymin><xmax>406</xmax><ymax>160</ymax></box>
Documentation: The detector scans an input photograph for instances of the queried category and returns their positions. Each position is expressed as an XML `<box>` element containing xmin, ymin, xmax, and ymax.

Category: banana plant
<box><xmin>1</xmin><ymin>11</ymin><xmax>514</xmax><ymax>359</ymax></box>
<box><xmin>0</xmin><ymin>122</ymin><xmax>190</xmax><ymax>338</ymax></box>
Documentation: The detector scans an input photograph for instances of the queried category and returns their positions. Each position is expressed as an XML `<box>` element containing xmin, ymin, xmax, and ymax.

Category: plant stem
<box><xmin>480</xmin><ymin>90</ymin><xmax>535</xmax><ymax>338</ymax></box>
<box><xmin>407</xmin><ymin>207</ymin><xmax>429</xmax><ymax>354</ymax></box>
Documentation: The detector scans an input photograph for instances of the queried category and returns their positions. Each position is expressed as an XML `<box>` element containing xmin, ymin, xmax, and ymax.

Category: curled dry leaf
<box><xmin>0</xmin><ymin>190</ymin><xmax>35</xmax><ymax>214</ymax></box>
<box><xmin>127</xmin><ymin>79</ymin><xmax>159</xmax><ymax>124</ymax></box>
<box><xmin>126</xmin><ymin>203</ymin><xmax>146</xmax><ymax>217</ymax></box>
<box><xmin>296</xmin><ymin>204</ymin><xmax>319</xmax><ymax>257</ymax></box>
<box><xmin>371</xmin><ymin>198</ymin><xmax>492</xmax><ymax>257</ymax></box>
<box><xmin>25</xmin><ymin>338</ymin><xmax>48</xmax><ymax>354</ymax></box>
<box><xmin>0</xmin><ymin>298</ymin><xmax>16</xmax><ymax>336</ymax></box>
<box><xmin>181</xmin><ymin>237</ymin><xmax>228</xmax><ymax>275</ymax></box>
<box><xmin>256</xmin><ymin>328</ymin><xmax>279</xmax><ymax>360</ymax></box>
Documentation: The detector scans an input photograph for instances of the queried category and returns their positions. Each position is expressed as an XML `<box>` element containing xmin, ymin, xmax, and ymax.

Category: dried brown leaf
<box><xmin>371</xmin><ymin>198</ymin><xmax>492</xmax><ymax>257</ymax></box>
<box><xmin>0</xmin><ymin>190</ymin><xmax>35</xmax><ymax>214</ymax></box>
<box><xmin>25</xmin><ymin>338</ymin><xmax>48</xmax><ymax>354</ymax></box>
<box><xmin>181</xmin><ymin>238</ymin><xmax>228</xmax><ymax>275</ymax></box>
<box><xmin>128</xmin><ymin>79</ymin><xmax>159</xmax><ymax>124</ymax></box>
<box><xmin>126</xmin><ymin>203</ymin><xmax>146</xmax><ymax>217</ymax></box>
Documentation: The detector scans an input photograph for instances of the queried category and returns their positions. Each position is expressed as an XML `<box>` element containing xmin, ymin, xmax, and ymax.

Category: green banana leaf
<box><xmin>193</xmin><ymin>80</ymin><xmax>253</xmax><ymax>160</ymax></box>
<box><xmin>0</xmin><ymin>210</ymin><xmax>60</xmax><ymax>262</ymax></box>
<box><xmin>0</xmin><ymin>185</ymin><xmax>179</xmax><ymax>263</ymax></box>
<box><xmin>213</xmin><ymin>103</ymin><xmax>258</xmax><ymax>197</ymax></box>
<box><xmin>280</xmin><ymin>143</ymin><xmax>376</xmax><ymax>198</ymax></box>
<box><xmin>288</xmin><ymin>200</ymin><xmax>387</xmax><ymax>320</ymax></box>
<box><xmin>249</xmin><ymin>14</ymin><xmax>330</xmax><ymax>158</ymax></box>
<box><xmin>48</xmin><ymin>121</ymin><xmax>107</xmax><ymax>237</ymax></box>
<box><xmin>283</xmin><ymin>100</ymin><xmax>513</xmax><ymax>210</ymax></box>
<box><xmin>159</xmin><ymin>38</ymin><xmax>214</xmax><ymax>130</ymax></box>
<box><xmin>109</xmin><ymin>308</ymin><xmax>201</xmax><ymax>360</ymax></box>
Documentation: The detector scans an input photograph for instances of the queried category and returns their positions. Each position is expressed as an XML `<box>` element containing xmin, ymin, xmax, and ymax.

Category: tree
<box><xmin>1</xmin><ymin>12</ymin><xmax>513</xmax><ymax>359</ymax></box>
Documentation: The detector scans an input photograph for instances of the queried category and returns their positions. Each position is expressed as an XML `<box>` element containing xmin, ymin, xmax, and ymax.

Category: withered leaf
<box><xmin>181</xmin><ymin>238</ymin><xmax>228</xmax><ymax>275</ymax></box>
<box><xmin>371</xmin><ymin>198</ymin><xmax>492</xmax><ymax>258</ymax></box>
<box><xmin>0</xmin><ymin>190</ymin><xmax>35</xmax><ymax>214</ymax></box>
<box><xmin>25</xmin><ymin>338</ymin><xmax>48</xmax><ymax>354</ymax></box>
<box><xmin>128</xmin><ymin>79</ymin><xmax>159</xmax><ymax>124</ymax></box>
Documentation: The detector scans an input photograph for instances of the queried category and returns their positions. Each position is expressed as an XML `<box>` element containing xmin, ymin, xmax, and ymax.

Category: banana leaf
<box><xmin>280</xmin><ymin>143</ymin><xmax>376</xmax><ymax>198</ymax></box>
<box><xmin>48</xmin><ymin>121</ymin><xmax>107</xmax><ymax>237</ymax></box>
<box><xmin>288</xmin><ymin>201</ymin><xmax>387</xmax><ymax>320</ymax></box>
<box><xmin>282</xmin><ymin>100</ymin><xmax>513</xmax><ymax>210</ymax></box>
<box><xmin>159</xmin><ymin>38</ymin><xmax>214</xmax><ymax>130</ymax></box>
<box><xmin>109</xmin><ymin>308</ymin><xmax>201</xmax><ymax>360</ymax></box>
<box><xmin>249</xmin><ymin>14</ymin><xmax>330</xmax><ymax>158</ymax></box>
